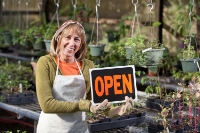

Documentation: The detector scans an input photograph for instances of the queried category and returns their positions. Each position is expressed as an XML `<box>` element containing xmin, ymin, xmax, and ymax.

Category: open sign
<box><xmin>89</xmin><ymin>65</ymin><xmax>137</xmax><ymax>104</ymax></box>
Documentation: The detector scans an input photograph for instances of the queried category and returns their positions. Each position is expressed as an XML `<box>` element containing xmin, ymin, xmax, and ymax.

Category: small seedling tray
<box><xmin>88</xmin><ymin>115</ymin><xmax>145</xmax><ymax>132</ymax></box>
<box><xmin>1</xmin><ymin>91</ymin><xmax>35</xmax><ymax>105</ymax></box>
<box><xmin>146</xmin><ymin>98</ymin><xmax>179</xmax><ymax>111</ymax></box>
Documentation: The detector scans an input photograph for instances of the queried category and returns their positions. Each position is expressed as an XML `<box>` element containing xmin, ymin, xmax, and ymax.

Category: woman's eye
<box><xmin>65</xmin><ymin>36</ymin><xmax>70</xmax><ymax>39</ymax></box>
<box><xmin>75</xmin><ymin>38</ymin><xmax>81</xmax><ymax>41</ymax></box>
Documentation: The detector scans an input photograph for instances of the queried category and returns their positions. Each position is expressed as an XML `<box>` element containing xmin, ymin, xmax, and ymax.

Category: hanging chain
<box><xmin>132</xmin><ymin>0</ymin><xmax>138</xmax><ymax>5</ymax></box>
<box><xmin>25</xmin><ymin>0</ymin><xmax>30</xmax><ymax>28</ymax></box>
<box><xmin>9</xmin><ymin>0</ymin><xmax>12</xmax><ymax>24</ymax></box>
<box><xmin>130</xmin><ymin>0</ymin><xmax>140</xmax><ymax>38</ymax></box>
<box><xmin>38</xmin><ymin>0</ymin><xmax>43</xmax><ymax>20</ymax></box>
<box><xmin>2</xmin><ymin>0</ymin><xmax>6</xmax><ymax>24</ymax></box>
<box><xmin>90</xmin><ymin>0</ymin><xmax>103</xmax><ymax>44</ymax></box>
<box><xmin>96</xmin><ymin>0</ymin><xmax>100</xmax><ymax>43</ymax></box>
<box><xmin>45</xmin><ymin>0</ymin><xmax>60</xmax><ymax>38</ymax></box>
<box><xmin>54</xmin><ymin>0</ymin><xmax>60</xmax><ymax>27</ymax></box>
<box><xmin>188</xmin><ymin>0</ymin><xmax>195</xmax><ymax>57</ymax></box>
<box><xmin>147</xmin><ymin>1</ymin><xmax>154</xmax><ymax>48</ymax></box>
<box><xmin>189</xmin><ymin>0</ymin><xmax>194</xmax><ymax>34</ymax></box>
<box><xmin>71</xmin><ymin>0</ymin><xmax>77</xmax><ymax>20</ymax></box>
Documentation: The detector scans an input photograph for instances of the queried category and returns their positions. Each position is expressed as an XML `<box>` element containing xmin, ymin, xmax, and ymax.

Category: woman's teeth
<box><xmin>67</xmin><ymin>48</ymin><xmax>74</xmax><ymax>50</ymax></box>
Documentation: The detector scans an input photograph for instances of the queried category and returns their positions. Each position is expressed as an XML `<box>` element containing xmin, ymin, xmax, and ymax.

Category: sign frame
<box><xmin>89</xmin><ymin>65</ymin><xmax>137</xmax><ymax>105</ymax></box>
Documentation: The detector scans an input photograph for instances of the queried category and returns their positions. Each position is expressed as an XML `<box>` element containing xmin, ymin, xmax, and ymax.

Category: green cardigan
<box><xmin>36</xmin><ymin>55</ymin><xmax>95</xmax><ymax>113</ymax></box>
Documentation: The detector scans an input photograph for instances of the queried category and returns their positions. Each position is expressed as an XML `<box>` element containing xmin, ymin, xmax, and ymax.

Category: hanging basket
<box><xmin>125</xmin><ymin>47</ymin><xmax>165</xmax><ymax>66</ymax></box>
<box><xmin>180</xmin><ymin>58</ymin><xmax>200</xmax><ymax>72</ymax></box>
<box><xmin>89</xmin><ymin>44</ymin><xmax>106</xmax><ymax>56</ymax></box>
<box><xmin>145</xmin><ymin>48</ymin><xmax>165</xmax><ymax>65</ymax></box>
<box><xmin>33</xmin><ymin>36</ymin><xmax>45</xmax><ymax>50</ymax></box>
<box><xmin>44</xmin><ymin>39</ymin><xmax>51</xmax><ymax>52</ymax></box>
<box><xmin>2</xmin><ymin>32</ymin><xmax>12</xmax><ymax>46</ymax></box>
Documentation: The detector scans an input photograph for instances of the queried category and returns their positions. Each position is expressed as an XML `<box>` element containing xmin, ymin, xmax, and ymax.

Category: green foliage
<box><xmin>120</xmin><ymin>35</ymin><xmax>164</xmax><ymax>66</ymax></box>
<box><xmin>102</xmin><ymin>42</ymin><xmax>126</xmax><ymax>67</ymax></box>
<box><xmin>172</xmin><ymin>69</ymin><xmax>200</xmax><ymax>81</ymax></box>
<box><xmin>152</xmin><ymin>21</ymin><xmax>162</xmax><ymax>27</ymax></box>
<box><xmin>67</xmin><ymin>3</ymin><xmax>93</xmax><ymax>21</ymax></box>
<box><xmin>0</xmin><ymin>62</ymin><xmax>34</xmax><ymax>92</ymax></box>
<box><xmin>172</xmin><ymin>0</ymin><xmax>200</xmax><ymax>37</ymax></box>
<box><xmin>44</xmin><ymin>23</ymin><xmax>57</xmax><ymax>40</ymax></box>
<box><xmin>142</xmin><ymin>77</ymin><xmax>161</xmax><ymax>96</ymax></box>
<box><xmin>177</xmin><ymin>35</ymin><xmax>199</xmax><ymax>60</ymax></box>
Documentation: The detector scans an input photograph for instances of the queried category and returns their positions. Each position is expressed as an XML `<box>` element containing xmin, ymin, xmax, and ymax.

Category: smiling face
<box><xmin>50</xmin><ymin>20</ymin><xmax>87</xmax><ymax>62</ymax></box>
<box><xmin>57</xmin><ymin>24</ymin><xmax>86</xmax><ymax>63</ymax></box>
<box><xmin>59</xmin><ymin>31</ymin><xmax>81</xmax><ymax>62</ymax></box>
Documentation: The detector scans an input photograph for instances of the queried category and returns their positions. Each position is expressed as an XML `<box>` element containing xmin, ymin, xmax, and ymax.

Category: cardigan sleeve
<box><xmin>36</xmin><ymin>56</ymin><xmax>91</xmax><ymax>113</ymax></box>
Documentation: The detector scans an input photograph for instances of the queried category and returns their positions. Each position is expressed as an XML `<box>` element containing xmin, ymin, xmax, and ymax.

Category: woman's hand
<box><xmin>90</xmin><ymin>99</ymin><xmax>112</xmax><ymax>113</ymax></box>
<box><xmin>107</xmin><ymin>96</ymin><xmax>134</xmax><ymax>117</ymax></box>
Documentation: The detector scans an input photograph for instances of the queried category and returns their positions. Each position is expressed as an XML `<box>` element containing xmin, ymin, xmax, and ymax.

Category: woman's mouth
<box><xmin>66</xmin><ymin>47</ymin><xmax>74</xmax><ymax>51</ymax></box>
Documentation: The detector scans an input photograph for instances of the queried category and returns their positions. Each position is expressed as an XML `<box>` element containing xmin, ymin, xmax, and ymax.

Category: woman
<box><xmin>36</xmin><ymin>20</ymin><xmax>112</xmax><ymax>133</ymax></box>
<box><xmin>36</xmin><ymin>20</ymin><xmax>133</xmax><ymax>133</ymax></box>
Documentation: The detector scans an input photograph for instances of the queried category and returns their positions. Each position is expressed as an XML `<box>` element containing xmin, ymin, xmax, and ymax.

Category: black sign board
<box><xmin>89</xmin><ymin>66</ymin><xmax>137</xmax><ymax>104</ymax></box>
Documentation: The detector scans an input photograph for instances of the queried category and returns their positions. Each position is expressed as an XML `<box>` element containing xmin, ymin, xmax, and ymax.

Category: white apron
<box><xmin>37</xmin><ymin>60</ymin><xmax>89</xmax><ymax>133</ymax></box>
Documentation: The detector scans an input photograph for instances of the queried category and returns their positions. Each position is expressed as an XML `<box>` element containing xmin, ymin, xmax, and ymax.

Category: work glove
<box><xmin>107</xmin><ymin>96</ymin><xmax>134</xmax><ymax>117</ymax></box>
<box><xmin>90</xmin><ymin>99</ymin><xmax>112</xmax><ymax>114</ymax></box>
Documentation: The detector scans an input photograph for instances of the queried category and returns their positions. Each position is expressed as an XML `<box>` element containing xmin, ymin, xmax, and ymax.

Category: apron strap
<box><xmin>75</xmin><ymin>60</ymin><xmax>83</xmax><ymax>76</ymax></box>
<box><xmin>56</xmin><ymin>58</ymin><xmax>59</xmax><ymax>76</ymax></box>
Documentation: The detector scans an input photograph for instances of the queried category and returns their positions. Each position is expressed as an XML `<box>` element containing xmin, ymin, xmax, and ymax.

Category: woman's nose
<box><xmin>69</xmin><ymin>39</ymin><xmax>75</xmax><ymax>46</ymax></box>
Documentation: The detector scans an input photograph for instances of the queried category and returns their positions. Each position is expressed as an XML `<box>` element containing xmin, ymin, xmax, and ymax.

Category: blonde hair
<box><xmin>49</xmin><ymin>20</ymin><xmax>87</xmax><ymax>61</ymax></box>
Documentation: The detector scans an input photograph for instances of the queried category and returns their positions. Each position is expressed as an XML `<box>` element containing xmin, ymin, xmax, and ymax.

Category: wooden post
<box><xmin>155</xmin><ymin>0</ymin><xmax>163</xmax><ymax>44</ymax></box>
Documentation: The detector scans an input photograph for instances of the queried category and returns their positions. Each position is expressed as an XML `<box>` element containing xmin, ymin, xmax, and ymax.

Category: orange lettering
<box><xmin>104</xmin><ymin>76</ymin><xmax>113</xmax><ymax>96</ymax></box>
<box><xmin>122</xmin><ymin>74</ymin><xmax>133</xmax><ymax>94</ymax></box>
<box><xmin>113</xmin><ymin>75</ymin><xmax>122</xmax><ymax>94</ymax></box>
<box><xmin>95</xmin><ymin>76</ymin><xmax>104</xmax><ymax>97</ymax></box>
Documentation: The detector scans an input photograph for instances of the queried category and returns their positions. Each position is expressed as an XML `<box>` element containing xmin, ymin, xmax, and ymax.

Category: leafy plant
<box><xmin>0</xmin><ymin>62</ymin><xmax>34</xmax><ymax>93</ymax></box>
<box><xmin>142</xmin><ymin>77</ymin><xmax>161</xmax><ymax>97</ymax></box>
<box><xmin>120</xmin><ymin>35</ymin><xmax>164</xmax><ymax>66</ymax></box>
<box><xmin>44</xmin><ymin>23</ymin><xmax>57</xmax><ymax>40</ymax></box>
<box><xmin>172</xmin><ymin>0</ymin><xmax>200</xmax><ymax>37</ymax></box>
<box><xmin>177</xmin><ymin>35</ymin><xmax>199</xmax><ymax>60</ymax></box>
<box><xmin>102</xmin><ymin>42</ymin><xmax>126</xmax><ymax>67</ymax></box>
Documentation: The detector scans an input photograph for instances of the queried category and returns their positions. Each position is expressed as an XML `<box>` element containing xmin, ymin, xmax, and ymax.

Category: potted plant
<box><xmin>120</xmin><ymin>35</ymin><xmax>165</xmax><ymax>67</ymax></box>
<box><xmin>11</xmin><ymin>27</ymin><xmax>22</xmax><ymax>46</ymax></box>
<box><xmin>88</xmin><ymin>42</ymin><xmax>106</xmax><ymax>57</ymax></box>
<box><xmin>16</xmin><ymin>26</ymin><xmax>34</xmax><ymax>50</ymax></box>
<box><xmin>102</xmin><ymin>41</ymin><xmax>126</xmax><ymax>67</ymax></box>
<box><xmin>43</xmin><ymin>23</ymin><xmax>57</xmax><ymax>52</ymax></box>
<box><xmin>0</xmin><ymin>61</ymin><xmax>35</xmax><ymax>105</ymax></box>
<box><xmin>31</xmin><ymin>24</ymin><xmax>46</xmax><ymax>50</ymax></box>
<box><xmin>88</xmin><ymin>1</ymin><xmax>106</xmax><ymax>57</ymax></box>
<box><xmin>0</xmin><ymin>23</ymin><xmax>13</xmax><ymax>47</ymax></box>
<box><xmin>106</xmin><ymin>30</ymin><xmax>120</xmax><ymax>43</ymax></box>
<box><xmin>177</xmin><ymin>35</ymin><xmax>200</xmax><ymax>72</ymax></box>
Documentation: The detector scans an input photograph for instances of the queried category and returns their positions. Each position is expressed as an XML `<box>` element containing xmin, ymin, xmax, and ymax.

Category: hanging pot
<box><xmin>2</xmin><ymin>32</ymin><xmax>12</xmax><ymax>46</ymax></box>
<box><xmin>89</xmin><ymin>44</ymin><xmax>106</xmax><ymax>56</ymax></box>
<box><xmin>44</xmin><ymin>39</ymin><xmax>51</xmax><ymax>52</ymax></box>
<box><xmin>148</xmin><ymin>66</ymin><xmax>158</xmax><ymax>76</ymax></box>
<box><xmin>180</xmin><ymin>58</ymin><xmax>200</xmax><ymax>72</ymax></box>
<box><xmin>33</xmin><ymin>36</ymin><xmax>45</xmax><ymax>50</ymax></box>
<box><xmin>145</xmin><ymin>48</ymin><xmax>165</xmax><ymax>65</ymax></box>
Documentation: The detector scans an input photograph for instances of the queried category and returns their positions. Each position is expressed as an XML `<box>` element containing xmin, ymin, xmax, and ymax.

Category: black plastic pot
<box><xmin>146</xmin><ymin>97</ymin><xmax>180</xmax><ymax>111</ymax></box>
<box><xmin>1</xmin><ymin>91</ymin><xmax>35</xmax><ymax>105</ymax></box>
<box><xmin>148</xmin><ymin>122</ymin><xmax>164</xmax><ymax>133</ymax></box>
<box><xmin>88</xmin><ymin>115</ymin><xmax>145</xmax><ymax>132</ymax></box>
